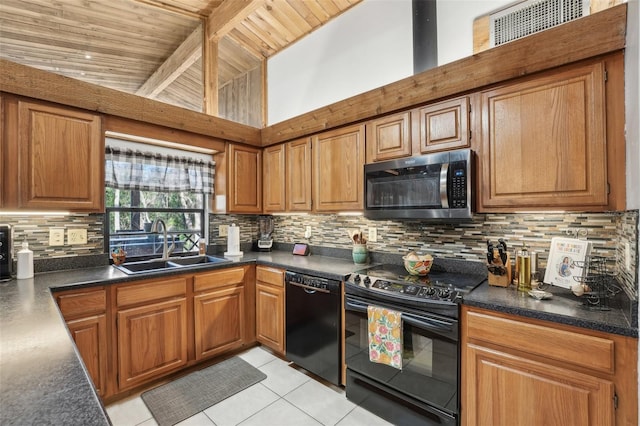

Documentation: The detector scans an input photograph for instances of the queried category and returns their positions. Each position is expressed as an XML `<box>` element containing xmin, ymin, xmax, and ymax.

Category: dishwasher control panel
<box><xmin>285</xmin><ymin>271</ymin><xmax>339</xmax><ymax>292</ymax></box>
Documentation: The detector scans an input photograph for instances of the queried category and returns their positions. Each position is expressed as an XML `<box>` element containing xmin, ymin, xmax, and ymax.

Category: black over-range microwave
<box><xmin>364</xmin><ymin>148</ymin><xmax>473</xmax><ymax>221</ymax></box>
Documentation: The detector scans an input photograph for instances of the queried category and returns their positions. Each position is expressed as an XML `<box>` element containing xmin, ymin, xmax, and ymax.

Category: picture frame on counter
<box><xmin>543</xmin><ymin>237</ymin><xmax>592</xmax><ymax>289</ymax></box>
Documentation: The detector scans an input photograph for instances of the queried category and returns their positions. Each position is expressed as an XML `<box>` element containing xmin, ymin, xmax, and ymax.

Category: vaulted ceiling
<box><xmin>0</xmin><ymin>0</ymin><xmax>361</xmax><ymax>113</ymax></box>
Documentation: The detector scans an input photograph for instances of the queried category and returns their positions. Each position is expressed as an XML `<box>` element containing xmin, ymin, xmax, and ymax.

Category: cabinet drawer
<box><xmin>256</xmin><ymin>266</ymin><xmax>284</xmax><ymax>287</ymax></box>
<box><xmin>194</xmin><ymin>267</ymin><xmax>246</xmax><ymax>293</ymax></box>
<box><xmin>466</xmin><ymin>310</ymin><xmax>615</xmax><ymax>374</ymax></box>
<box><xmin>116</xmin><ymin>277</ymin><xmax>187</xmax><ymax>308</ymax></box>
<box><xmin>56</xmin><ymin>288</ymin><xmax>106</xmax><ymax>319</ymax></box>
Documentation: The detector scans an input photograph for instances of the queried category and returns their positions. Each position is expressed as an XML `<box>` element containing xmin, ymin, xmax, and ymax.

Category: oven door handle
<box><xmin>345</xmin><ymin>299</ymin><xmax>370</xmax><ymax>313</ymax></box>
<box><xmin>402</xmin><ymin>313</ymin><xmax>455</xmax><ymax>333</ymax></box>
<box><xmin>346</xmin><ymin>299</ymin><xmax>456</xmax><ymax>334</ymax></box>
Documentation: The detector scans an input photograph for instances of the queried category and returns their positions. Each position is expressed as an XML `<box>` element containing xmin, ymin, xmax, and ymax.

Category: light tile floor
<box><xmin>106</xmin><ymin>347</ymin><xmax>394</xmax><ymax>426</ymax></box>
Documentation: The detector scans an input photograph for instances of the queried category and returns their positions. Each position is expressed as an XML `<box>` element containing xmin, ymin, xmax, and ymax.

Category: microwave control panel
<box><xmin>450</xmin><ymin>161</ymin><xmax>467</xmax><ymax>208</ymax></box>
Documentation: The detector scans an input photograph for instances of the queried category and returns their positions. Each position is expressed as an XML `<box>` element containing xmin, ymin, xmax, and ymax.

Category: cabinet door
<box><xmin>286</xmin><ymin>138</ymin><xmax>312</xmax><ymax>211</ymax></box>
<box><xmin>412</xmin><ymin>97</ymin><xmax>469</xmax><ymax>154</ymax></box>
<box><xmin>55</xmin><ymin>287</ymin><xmax>109</xmax><ymax>397</ymax></box>
<box><xmin>478</xmin><ymin>60</ymin><xmax>607</xmax><ymax>211</ymax></box>
<box><xmin>464</xmin><ymin>344</ymin><xmax>614</xmax><ymax>426</ymax></box>
<box><xmin>228</xmin><ymin>144</ymin><xmax>262</xmax><ymax>213</ymax></box>
<box><xmin>255</xmin><ymin>282</ymin><xmax>284</xmax><ymax>355</ymax></box>
<box><xmin>263</xmin><ymin>144</ymin><xmax>286</xmax><ymax>213</ymax></box>
<box><xmin>366</xmin><ymin>111</ymin><xmax>412</xmax><ymax>162</ymax></box>
<box><xmin>312</xmin><ymin>124</ymin><xmax>365</xmax><ymax>212</ymax></box>
<box><xmin>66</xmin><ymin>314</ymin><xmax>108</xmax><ymax>397</ymax></box>
<box><xmin>17</xmin><ymin>100</ymin><xmax>103</xmax><ymax>211</ymax></box>
<box><xmin>117</xmin><ymin>298</ymin><xmax>188</xmax><ymax>391</ymax></box>
<box><xmin>194</xmin><ymin>286</ymin><xmax>245</xmax><ymax>360</ymax></box>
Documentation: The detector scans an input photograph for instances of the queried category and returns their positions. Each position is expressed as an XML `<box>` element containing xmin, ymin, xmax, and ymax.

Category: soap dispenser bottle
<box><xmin>17</xmin><ymin>239</ymin><xmax>34</xmax><ymax>279</ymax></box>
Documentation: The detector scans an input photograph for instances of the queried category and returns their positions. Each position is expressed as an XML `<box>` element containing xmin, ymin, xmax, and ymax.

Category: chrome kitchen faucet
<box><xmin>150</xmin><ymin>219</ymin><xmax>175</xmax><ymax>260</ymax></box>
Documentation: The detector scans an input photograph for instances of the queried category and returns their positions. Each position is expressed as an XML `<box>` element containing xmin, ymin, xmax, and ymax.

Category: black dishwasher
<box><xmin>285</xmin><ymin>271</ymin><xmax>341</xmax><ymax>385</ymax></box>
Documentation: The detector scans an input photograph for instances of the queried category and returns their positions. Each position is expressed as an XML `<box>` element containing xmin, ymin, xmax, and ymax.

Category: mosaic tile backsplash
<box><xmin>1</xmin><ymin>210</ymin><xmax>637</xmax><ymax>299</ymax></box>
<box><xmin>208</xmin><ymin>211</ymin><xmax>638</xmax><ymax>299</ymax></box>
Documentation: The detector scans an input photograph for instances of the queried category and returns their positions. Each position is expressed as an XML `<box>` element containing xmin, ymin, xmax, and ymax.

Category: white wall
<box><xmin>267</xmin><ymin>0</ymin><xmax>413</xmax><ymax>125</ymax></box>
<box><xmin>267</xmin><ymin>0</ymin><xmax>513</xmax><ymax>124</ymax></box>
<box><xmin>436</xmin><ymin>0</ymin><xmax>513</xmax><ymax>65</ymax></box>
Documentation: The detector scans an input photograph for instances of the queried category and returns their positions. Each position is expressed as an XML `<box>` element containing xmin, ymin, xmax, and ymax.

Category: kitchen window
<box><xmin>104</xmin><ymin>140</ymin><xmax>215</xmax><ymax>259</ymax></box>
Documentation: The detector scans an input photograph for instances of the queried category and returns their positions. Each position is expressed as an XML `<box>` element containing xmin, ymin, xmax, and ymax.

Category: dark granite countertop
<box><xmin>0</xmin><ymin>250</ymin><xmax>364</xmax><ymax>425</ymax></box>
<box><xmin>0</xmin><ymin>250</ymin><xmax>636</xmax><ymax>425</ymax></box>
<box><xmin>0</xmin><ymin>276</ymin><xmax>111</xmax><ymax>426</ymax></box>
<box><xmin>464</xmin><ymin>281</ymin><xmax>638</xmax><ymax>338</ymax></box>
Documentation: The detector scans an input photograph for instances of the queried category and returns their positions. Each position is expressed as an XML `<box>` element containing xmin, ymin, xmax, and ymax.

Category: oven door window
<box><xmin>345</xmin><ymin>301</ymin><xmax>458</xmax><ymax>414</ymax></box>
<box><xmin>365</xmin><ymin>164</ymin><xmax>443</xmax><ymax>210</ymax></box>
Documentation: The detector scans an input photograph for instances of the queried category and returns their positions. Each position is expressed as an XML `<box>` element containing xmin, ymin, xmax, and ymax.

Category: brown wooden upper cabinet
<box><xmin>366</xmin><ymin>111</ymin><xmax>412</xmax><ymax>162</ymax></box>
<box><xmin>366</xmin><ymin>97</ymin><xmax>470</xmax><ymax>163</ymax></box>
<box><xmin>286</xmin><ymin>138</ymin><xmax>312</xmax><ymax>212</ymax></box>
<box><xmin>476</xmin><ymin>54</ymin><xmax>624</xmax><ymax>212</ymax></box>
<box><xmin>216</xmin><ymin>144</ymin><xmax>262</xmax><ymax>214</ymax></box>
<box><xmin>263</xmin><ymin>144</ymin><xmax>286</xmax><ymax>213</ymax></box>
<box><xmin>411</xmin><ymin>96</ymin><xmax>470</xmax><ymax>154</ymax></box>
<box><xmin>262</xmin><ymin>137</ymin><xmax>312</xmax><ymax>213</ymax></box>
<box><xmin>312</xmin><ymin>124</ymin><xmax>365</xmax><ymax>212</ymax></box>
<box><xmin>2</xmin><ymin>97</ymin><xmax>104</xmax><ymax>212</ymax></box>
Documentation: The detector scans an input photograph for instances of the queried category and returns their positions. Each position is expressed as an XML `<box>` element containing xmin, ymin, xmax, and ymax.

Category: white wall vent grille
<box><xmin>490</xmin><ymin>0</ymin><xmax>590</xmax><ymax>47</ymax></box>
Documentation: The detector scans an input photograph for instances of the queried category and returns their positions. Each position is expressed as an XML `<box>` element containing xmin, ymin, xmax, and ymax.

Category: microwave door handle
<box><xmin>440</xmin><ymin>162</ymin><xmax>449</xmax><ymax>208</ymax></box>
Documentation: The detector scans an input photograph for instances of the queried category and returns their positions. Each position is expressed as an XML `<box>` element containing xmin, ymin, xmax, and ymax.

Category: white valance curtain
<box><xmin>105</xmin><ymin>146</ymin><xmax>215</xmax><ymax>194</ymax></box>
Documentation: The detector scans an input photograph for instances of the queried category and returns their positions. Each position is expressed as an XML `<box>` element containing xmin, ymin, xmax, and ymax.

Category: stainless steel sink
<box><xmin>114</xmin><ymin>260</ymin><xmax>179</xmax><ymax>275</ymax></box>
<box><xmin>168</xmin><ymin>255</ymin><xmax>231</xmax><ymax>266</ymax></box>
<box><xmin>114</xmin><ymin>255</ymin><xmax>231</xmax><ymax>275</ymax></box>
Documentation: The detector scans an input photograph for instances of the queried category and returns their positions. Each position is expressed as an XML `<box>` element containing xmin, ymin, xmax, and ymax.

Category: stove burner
<box><xmin>345</xmin><ymin>263</ymin><xmax>485</xmax><ymax>308</ymax></box>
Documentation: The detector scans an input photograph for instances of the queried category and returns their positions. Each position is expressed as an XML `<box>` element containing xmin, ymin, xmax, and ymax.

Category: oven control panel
<box><xmin>347</xmin><ymin>273</ymin><xmax>461</xmax><ymax>303</ymax></box>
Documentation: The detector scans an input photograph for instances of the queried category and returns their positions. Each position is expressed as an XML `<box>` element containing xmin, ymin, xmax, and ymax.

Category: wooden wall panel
<box><xmin>218</xmin><ymin>67</ymin><xmax>262</xmax><ymax>128</ymax></box>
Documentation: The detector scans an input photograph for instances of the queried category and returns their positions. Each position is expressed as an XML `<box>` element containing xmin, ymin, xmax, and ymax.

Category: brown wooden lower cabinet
<box><xmin>255</xmin><ymin>265</ymin><xmax>285</xmax><ymax>355</ymax></box>
<box><xmin>56</xmin><ymin>266</ymin><xmax>259</xmax><ymax>401</ymax></box>
<box><xmin>55</xmin><ymin>287</ymin><xmax>109</xmax><ymax>397</ymax></box>
<box><xmin>461</xmin><ymin>306</ymin><xmax>638</xmax><ymax>426</ymax></box>
<box><xmin>66</xmin><ymin>315</ymin><xmax>109</xmax><ymax>397</ymax></box>
<box><xmin>115</xmin><ymin>277</ymin><xmax>189</xmax><ymax>391</ymax></box>
<box><xmin>193</xmin><ymin>267</ymin><xmax>247</xmax><ymax>360</ymax></box>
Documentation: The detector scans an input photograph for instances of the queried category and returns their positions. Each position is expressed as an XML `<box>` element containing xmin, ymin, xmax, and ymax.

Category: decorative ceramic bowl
<box><xmin>402</xmin><ymin>253</ymin><xmax>433</xmax><ymax>276</ymax></box>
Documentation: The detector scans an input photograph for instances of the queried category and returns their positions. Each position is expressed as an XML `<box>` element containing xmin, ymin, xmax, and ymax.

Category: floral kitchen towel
<box><xmin>367</xmin><ymin>305</ymin><xmax>403</xmax><ymax>370</ymax></box>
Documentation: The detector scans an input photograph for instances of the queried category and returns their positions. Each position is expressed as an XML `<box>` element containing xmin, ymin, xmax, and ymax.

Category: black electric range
<box><xmin>345</xmin><ymin>263</ymin><xmax>485</xmax><ymax>318</ymax></box>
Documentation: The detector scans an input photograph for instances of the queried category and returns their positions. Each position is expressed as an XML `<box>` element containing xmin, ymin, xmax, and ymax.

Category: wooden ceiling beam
<box><xmin>0</xmin><ymin>59</ymin><xmax>261</xmax><ymax>145</ymax></box>
<box><xmin>206</xmin><ymin>0</ymin><xmax>263</xmax><ymax>42</ymax></box>
<box><xmin>226</xmin><ymin>27</ymin><xmax>270</xmax><ymax>59</ymax></box>
<box><xmin>136</xmin><ymin>24</ymin><xmax>204</xmax><ymax>98</ymax></box>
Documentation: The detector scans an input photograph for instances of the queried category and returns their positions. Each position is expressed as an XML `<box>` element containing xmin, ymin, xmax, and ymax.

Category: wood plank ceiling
<box><xmin>0</xmin><ymin>0</ymin><xmax>361</xmax><ymax>114</ymax></box>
